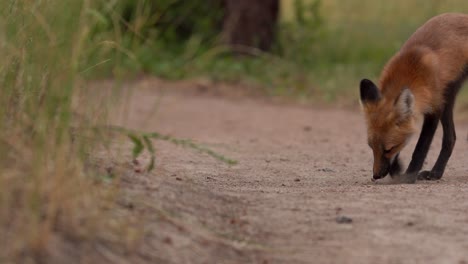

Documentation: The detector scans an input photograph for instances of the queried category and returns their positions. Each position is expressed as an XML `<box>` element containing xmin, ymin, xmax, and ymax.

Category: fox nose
<box><xmin>373</xmin><ymin>160</ymin><xmax>390</xmax><ymax>180</ymax></box>
<box><xmin>373</xmin><ymin>173</ymin><xmax>385</xmax><ymax>180</ymax></box>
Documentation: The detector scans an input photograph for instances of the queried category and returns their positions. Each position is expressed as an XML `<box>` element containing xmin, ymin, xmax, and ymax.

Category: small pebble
<box><xmin>336</xmin><ymin>216</ymin><xmax>353</xmax><ymax>224</ymax></box>
<box><xmin>163</xmin><ymin>237</ymin><xmax>173</xmax><ymax>245</ymax></box>
<box><xmin>105</xmin><ymin>166</ymin><xmax>113</xmax><ymax>174</ymax></box>
<box><xmin>317</xmin><ymin>168</ymin><xmax>335</xmax><ymax>173</ymax></box>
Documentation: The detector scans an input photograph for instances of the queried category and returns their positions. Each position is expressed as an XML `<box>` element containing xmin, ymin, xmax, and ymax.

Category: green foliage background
<box><xmin>89</xmin><ymin>0</ymin><xmax>468</xmax><ymax>103</ymax></box>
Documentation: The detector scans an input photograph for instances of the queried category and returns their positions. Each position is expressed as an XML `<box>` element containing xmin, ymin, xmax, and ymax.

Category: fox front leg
<box><xmin>418</xmin><ymin>71</ymin><xmax>464</xmax><ymax>181</ymax></box>
<box><xmin>418</xmin><ymin>99</ymin><xmax>457</xmax><ymax>180</ymax></box>
<box><xmin>403</xmin><ymin>113</ymin><xmax>440</xmax><ymax>183</ymax></box>
<box><xmin>389</xmin><ymin>153</ymin><xmax>403</xmax><ymax>177</ymax></box>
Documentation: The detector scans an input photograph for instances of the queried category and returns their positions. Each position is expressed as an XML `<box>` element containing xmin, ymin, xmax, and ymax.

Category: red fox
<box><xmin>360</xmin><ymin>13</ymin><xmax>468</xmax><ymax>183</ymax></box>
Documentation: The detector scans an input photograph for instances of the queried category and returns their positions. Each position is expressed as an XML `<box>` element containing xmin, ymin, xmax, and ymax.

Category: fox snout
<box><xmin>373</xmin><ymin>158</ymin><xmax>390</xmax><ymax>180</ymax></box>
<box><xmin>372</xmin><ymin>153</ymin><xmax>402</xmax><ymax>180</ymax></box>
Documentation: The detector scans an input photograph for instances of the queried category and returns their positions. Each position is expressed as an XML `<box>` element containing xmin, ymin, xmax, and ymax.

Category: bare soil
<box><xmin>96</xmin><ymin>78</ymin><xmax>468</xmax><ymax>264</ymax></box>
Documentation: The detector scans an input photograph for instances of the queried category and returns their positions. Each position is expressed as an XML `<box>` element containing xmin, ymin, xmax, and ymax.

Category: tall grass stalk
<box><xmin>0</xmin><ymin>0</ymin><xmax>112</xmax><ymax>262</ymax></box>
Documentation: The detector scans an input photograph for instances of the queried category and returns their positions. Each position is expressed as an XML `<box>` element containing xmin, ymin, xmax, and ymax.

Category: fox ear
<box><xmin>395</xmin><ymin>88</ymin><xmax>414</xmax><ymax>119</ymax></box>
<box><xmin>360</xmin><ymin>79</ymin><xmax>381</xmax><ymax>104</ymax></box>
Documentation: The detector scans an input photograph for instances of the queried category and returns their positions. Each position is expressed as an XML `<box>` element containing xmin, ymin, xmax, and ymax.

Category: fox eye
<box><xmin>384</xmin><ymin>144</ymin><xmax>400</xmax><ymax>154</ymax></box>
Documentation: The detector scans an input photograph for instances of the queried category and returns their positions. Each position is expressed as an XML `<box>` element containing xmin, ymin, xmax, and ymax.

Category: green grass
<box><xmin>0</xmin><ymin>2</ymin><xmax>241</xmax><ymax>261</ymax></box>
<box><xmin>0</xmin><ymin>1</ymin><xmax>118</xmax><ymax>262</ymax></box>
<box><xmin>99</xmin><ymin>0</ymin><xmax>468</xmax><ymax>104</ymax></box>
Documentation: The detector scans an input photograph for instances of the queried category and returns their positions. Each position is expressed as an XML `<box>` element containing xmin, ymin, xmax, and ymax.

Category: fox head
<box><xmin>360</xmin><ymin>79</ymin><xmax>417</xmax><ymax>180</ymax></box>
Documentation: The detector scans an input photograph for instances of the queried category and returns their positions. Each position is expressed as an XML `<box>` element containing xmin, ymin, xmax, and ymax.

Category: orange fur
<box><xmin>379</xmin><ymin>13</ymin><xmax>468</xmax><ymax>115</ymax></box>
<box><xmin>361</xmin><ymin>13</ymin><xmax>468</xmax><ymax>179</ymax></box>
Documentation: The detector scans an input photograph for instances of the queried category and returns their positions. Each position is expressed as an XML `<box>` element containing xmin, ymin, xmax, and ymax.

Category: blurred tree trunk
<box><xmin>221</xmin><ymin>0</ymin><xmax>279</xmax><ymax>53</ymax></box>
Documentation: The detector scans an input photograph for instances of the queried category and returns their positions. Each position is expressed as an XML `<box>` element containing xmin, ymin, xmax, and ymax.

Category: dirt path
<box><xmin>105</xmin><ymin>79</ymin><xmax>468</xmax><ymax>264</ymax></box>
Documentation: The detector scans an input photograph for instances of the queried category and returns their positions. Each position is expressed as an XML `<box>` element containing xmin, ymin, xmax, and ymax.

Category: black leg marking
<box><xmin>407</xmin><ymin>113</ymin><xmax>440</xmax><ymax>172</ymax></box>
<box><xmin>419</xmin><ymin>101</ymin><xmax>456</xmax><ymax>180</ymax></box>
<box><xmin>418</xmin><ymin>65</ymin><xmax>468</xmax><ymax>180</ymax></box>
<box><xmin>403</xmin><ymin>113</ymin><xmax>440</xmax><ymax>182</ymax></box>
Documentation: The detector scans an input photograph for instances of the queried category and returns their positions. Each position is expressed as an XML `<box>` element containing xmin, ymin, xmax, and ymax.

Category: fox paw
<box><xmin>417</xmin><ymin>170</ymin><xmax>442</xmax><ymax>180</ymax></box>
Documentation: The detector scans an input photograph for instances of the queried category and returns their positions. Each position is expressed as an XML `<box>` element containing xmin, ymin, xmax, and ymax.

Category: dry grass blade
<box><xmin>105</xmin><ymin>125</ymin><xmax>238</xmax><ymax>170</ymax></box>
